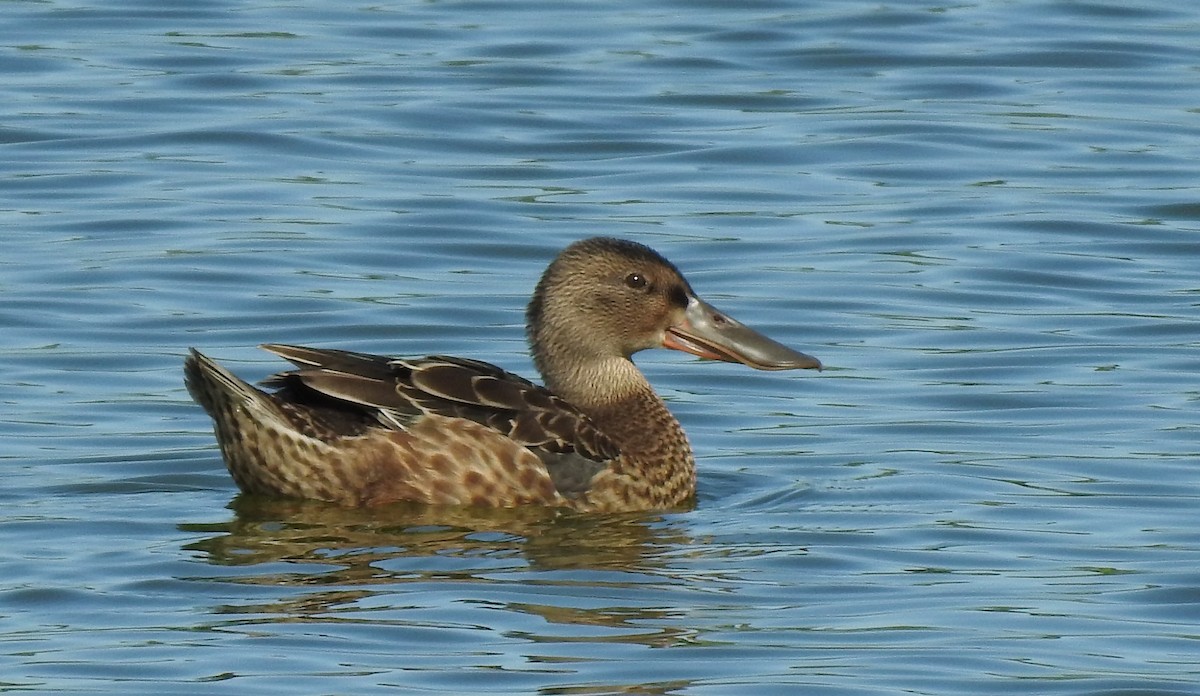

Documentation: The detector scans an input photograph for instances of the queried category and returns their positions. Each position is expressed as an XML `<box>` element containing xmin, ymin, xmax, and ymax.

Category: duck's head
<box><xmin>526</xmin><ymin>237</ymin><xmax>820</xmax><ymax>391</ymax></box>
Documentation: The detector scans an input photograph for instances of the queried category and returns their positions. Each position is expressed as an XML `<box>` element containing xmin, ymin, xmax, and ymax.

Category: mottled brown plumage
<box><xmin>185</xmin><ymin>237</ymin><xmax>821</xmax><ymax>512</ymax></box>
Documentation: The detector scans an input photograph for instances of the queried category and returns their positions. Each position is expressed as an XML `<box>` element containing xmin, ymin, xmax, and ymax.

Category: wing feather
<box><xmin>257</xmin><ymin>344</ymin><xmax>619</xmax><ymax>465</ymax></box>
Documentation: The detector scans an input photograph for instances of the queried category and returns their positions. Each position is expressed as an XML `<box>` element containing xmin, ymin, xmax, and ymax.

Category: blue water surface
<box><xmin>1</xmin><ymin>1</ymin><xmax>1198</xmax><ymax>694</ymax></box>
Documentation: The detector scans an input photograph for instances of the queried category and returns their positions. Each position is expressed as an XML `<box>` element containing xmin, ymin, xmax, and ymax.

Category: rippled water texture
<box><xmin>2</xmin><ymin>1</ymin><xmax>1198</xmax><ymax>694</ymax></box>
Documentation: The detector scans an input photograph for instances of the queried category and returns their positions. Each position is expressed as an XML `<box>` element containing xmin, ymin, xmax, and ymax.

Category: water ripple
<box><xmin>2</xmin><ymin>0</ymin><xmax>1198</xmax><ymax>694</ymax></box>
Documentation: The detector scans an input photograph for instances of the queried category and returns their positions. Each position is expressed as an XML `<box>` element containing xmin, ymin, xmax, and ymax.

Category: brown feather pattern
<box><xmin>184</xmin><ymin>237</ymin><xmax>818</xmax><ymax>512</ymax></box>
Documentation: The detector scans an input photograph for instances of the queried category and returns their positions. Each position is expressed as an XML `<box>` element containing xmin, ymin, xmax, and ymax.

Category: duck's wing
<box><xmin>258</xmin><ymin>344</ymin><xmax>620</xmax><ymax>467</ymax></box>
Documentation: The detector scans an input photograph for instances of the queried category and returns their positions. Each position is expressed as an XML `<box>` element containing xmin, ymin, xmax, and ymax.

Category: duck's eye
<box><xmin>624</xmin><ymin>272</ymin><xmax>647</xmax><ymax>290</ymax></box>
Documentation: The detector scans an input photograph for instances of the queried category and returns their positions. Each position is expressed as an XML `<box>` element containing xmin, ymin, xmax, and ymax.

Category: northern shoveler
<box><xmin>184</xmin><ymin>237</ymin><xmax>821</xmax><ymax>512</ymax></box>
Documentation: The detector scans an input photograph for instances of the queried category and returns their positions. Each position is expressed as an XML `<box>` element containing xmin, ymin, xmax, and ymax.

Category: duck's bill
<box><xmin>663</xmin><ymin>296</ymin><xmax>822</xmax><ymax>371</ymax></box>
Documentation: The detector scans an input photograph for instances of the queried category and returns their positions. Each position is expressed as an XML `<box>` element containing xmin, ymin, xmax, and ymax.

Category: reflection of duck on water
<box><xmin>185</xmin><ymin>237</ymin><xmax>820</xmax><ymax>512</ymax></box>
<box><xmin>182</xmin><ymin>497</ymin><xmax>697</xmax><ymax>648</ymax></box>
<box><xmin>184</xmin><ymin>496</ymin><xmax>693</xmax><ymax>574</ymax></box>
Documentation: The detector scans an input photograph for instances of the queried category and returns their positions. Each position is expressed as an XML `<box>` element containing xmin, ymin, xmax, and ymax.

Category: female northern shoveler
<box><xmin>184</xmin><ymin>237</ymin><xmax>821</xmax><ymax>512</ymax></box>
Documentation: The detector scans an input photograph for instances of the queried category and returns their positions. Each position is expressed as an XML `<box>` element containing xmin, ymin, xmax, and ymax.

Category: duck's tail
<box><xmin>185</xmin><ymin>349</ymin><xmax>347</xmax><ymax>502</ymax></box>
<box><xmin>184</xmin><ymin>349</ymin><xmax>260</xmax><ymax>417</ymax></box>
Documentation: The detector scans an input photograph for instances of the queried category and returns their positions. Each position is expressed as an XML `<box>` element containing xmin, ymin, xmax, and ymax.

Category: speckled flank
<box><xmin>186</xmin><ymin>353</ymin><xmax>572</xmax><ymax>508</ymax></box>
<box><xmin>362</xmin><ymin>416</ymin><xmax>568</xmax><ymax>507</ymax></box>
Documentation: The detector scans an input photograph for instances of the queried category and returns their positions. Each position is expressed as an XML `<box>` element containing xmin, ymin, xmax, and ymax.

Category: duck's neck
<box><xmin>544</xmin><ymin>357</ymin><xmax>694</xmax><ymax>465</ymax></box>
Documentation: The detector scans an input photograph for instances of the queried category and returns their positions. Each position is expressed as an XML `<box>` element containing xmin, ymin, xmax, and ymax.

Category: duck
<box><xmin>184</xmin><ymin>237</ymin><xmax>821</xmax><ymax>512</ymax></box>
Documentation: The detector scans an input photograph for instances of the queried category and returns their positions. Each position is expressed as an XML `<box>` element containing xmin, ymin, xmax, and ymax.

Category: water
<box><xmin>2</xmin><ymin>0</ymin><xmax>1198</xmax><ymax>693</ymax></box>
